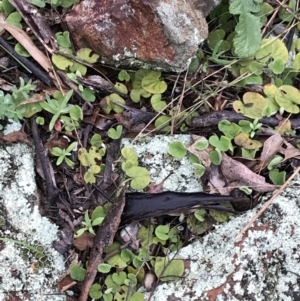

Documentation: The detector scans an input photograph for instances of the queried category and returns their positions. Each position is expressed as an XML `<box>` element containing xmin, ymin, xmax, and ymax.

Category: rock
<box><xmin>0</xmin><ymin>122</ymin><xmax>66</xmax><ymax>301</ymax></box>
<box><xmin>146</xmin><ymin>177</ymin><xmax>300</xmax><ymax>300</ymax></box>
<box><xmin>65</xmin><ymin>0</ymin><xmax>221</xmax><ymax>72</ymax></box>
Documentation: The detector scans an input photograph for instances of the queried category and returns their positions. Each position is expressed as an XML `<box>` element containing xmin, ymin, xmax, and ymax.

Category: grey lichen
<box><xmin>121</xmin><ymin>134</ymin><xmax>203</xmax><ymax>192</ymax></box>
<box><xmin>0</xmin><ymin>124</ymin><xmax>66</xmax><ymax>301</ymax></box>
<box><xmin>146</xmin><ymin>176</ymin><xmax>300</xmax><ymax>300</ymax></box>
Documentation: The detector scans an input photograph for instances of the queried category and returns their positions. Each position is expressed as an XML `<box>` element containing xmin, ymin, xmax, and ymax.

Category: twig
<box><xmin>0</xmin><ymin>35</ymin><xmax>53</xmax><ymax>86</ymax></box>
<box><xmin>78</xmin><ymin>188</ymin><xmax>126</xmax><ymax>301</ymax></box>
<box><xmin>30</xmin><ymin>117</ymin><xmax>58</xmax><ymax>206</ymax></box>
<box><xmin>235</xmin><ymin>166</ymin><xmax>300</xmax><ymax>241</ymax></box>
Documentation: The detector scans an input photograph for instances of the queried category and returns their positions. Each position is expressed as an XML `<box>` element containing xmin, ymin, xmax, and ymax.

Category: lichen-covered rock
<box><xmin>65</xmin><ymin>0</ymin><xmax>221</xmax><ymax>72</ymax></box>
<box><xmin>0</xmin><ymin>123</ymin><xmax>66</xmax><ymax>301</ymax></box>
<box><xmin>146</xmin><ymin>177</ymin><xmax>300</xmax><ymax>300</ymax></box>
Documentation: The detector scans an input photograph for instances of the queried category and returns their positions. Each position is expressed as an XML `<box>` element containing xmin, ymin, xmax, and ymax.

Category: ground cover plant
<box><xmin>1</xmin><ymin>0</ymin><xmax>300</xmax><ymax>300</ymax></box>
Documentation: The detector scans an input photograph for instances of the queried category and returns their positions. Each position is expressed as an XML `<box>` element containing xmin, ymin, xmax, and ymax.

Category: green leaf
<box><xmin>132</xmin><ymin>69</ymin><xmax>151</xmax><ymax>89</ymax></box>
<box><xmin>188</xmin><ymin>57</ymin><xmax>200</xmax><ymax>74</ymax></box>
<box><xmin>108</xmin><ymin>93</ymin><xmax>125</xmax><ymax>113</ymax></box>
<box><xmin>150</xmin><ymin>94</ymin><xmax>167</xmax><ymax>112</ymax></box>
<box><xmin>108</xmin><ymin>125</ymin><xmax>123</xmax><ymax>140</ymax></box>
<box><xmin>92</xmin><ymin>206</ymin><xmax>106</xmax><ymax>223</ymax></box>
<box><xmin>207</xmin><ymin>29</ymin><xmax>231</xmax><ymax>53</ymax></box>
<box><xmin>91</xmin><ymin>134</ymin><xmax>102</xmax><ymax>148</ymax></box>
<box><xmin>98</xmin><ymin>263</ymin><xmax>111</xmax><ymax>273</ymax></box>
<box><xmin>70</xmin><ymin>264</ymin><xmax>86</xmax><ymax>281</ymax></box>
<box><xmin>233</xmin><ymin>92</ymin><xmax>268</xmax><ymax>119</ymax></box>
<box><xmin>50</xmin><ymin>147</ymin><xmax>63</xmax><ymax>157</ymax></box>
<box><xmin>89</xmin><ymin>283</ymin><xmax>102</xmax><ymax>299</ymax></box>
<box><xmin>210</xmin><ymin>149</ymin><xmax>222</xmax><ymax>165</ymax></box>
<box><xmin>121</xmin><ymin>147</ymin><xmax>138</xmax><ymax>162</ymax></box>
<box><xmin>154</xmin><ymin>257</ymin><xmax>184</xmax><ymax>282</ymax></box>
<box><xmin>130</xmin><ymin>89</ymin><xmax>141</xmax><ymax>103</ymax></box>
<box><xmin>52</xmin><ymin>53</ymin><xmax>73</xmax><ymax>70</ymax></box>
<box><xmin>114</xmin><ymin>82</ymin><xmax>128</xmax><ymax>94</ymax></box>
<box><xmin>69</xmin><ymin>105</ymin><xmax>83</xmax><ymax>121</ymax></box>
<box><xmin>218</xmin><ymin>120</ymin><xmax>241</xmax><ymax>139</ymax></box>
<box><xmin>209</xmin><ymin>208</ymin><xmax>232</xmax><ymax>222</ymax></box>
<box><xmin>55</xmin><ymin>31</ymin><xmax>71</xmax><ymax>48</ymax></box>
<box><xmin>81</xmin><ymin>88</ymin><xmax>96</xmax><ymax>102</ymax></box>
<box><xmin>112</xmin><ymin>271</ymin><xmax>127</xmax><ymax>285</ymax></box>
<box><xmin>192</xmin><ymin>163</ymin><xmax>205</xmax><ymax>177</ymax></box>
<box><xmin>141</xmin><ymin>71</ymin><xmax>167</xmax><ymax>94</ymax></box>
<box><xmin>230</xmin><ymin>0</ymin><xmax>260</xmax><ymax>14</ymax></box>
<box><xmin>77</xmin><ymin>48</ymin><xmax>99</xmax><ymax>63</ymax></box>
<box><xmin>6</xmin><ymin>12</ymin><xmax>22</xmax><ymax>28</ymax></box>
<box><xmin>118</xmin><ymin>70</ymin><xmax>130</xmax><ymax>82</ymax></box>
<box><xmin>194</xmin><ymin>209</ymin><xmax>206</xmax><ymax>222</ymax></box>
<box><xmin>154</xmin><ymin>116</ymin><xmax>171</xmax><ymax>132</ymax></box>
<box><xmin>230</xmin><ymin>0</ymin><xmax>261</xmax><ymax>58</ymax></box>
<box><xmin>2</xmin><ymin>0</ymin><xmax>15</xmax><ymax>14</ymax></box>
<box><xmin>36</xmin><ymin>116</ymin><xmax>44</xmax><ymax>125</ymax></box>
<box><xmin>14</xmin><ymin>43</ymin><xmax>30</xmax><ymax>57</ymax></box>
<box><xmin>209</xmin><ymin>135</ymin><xmax>230</xmax><ymax>152</ymax></box>
<box><xmin>126</xmin><ymin>166</ymin><xmax>150</xmax><ymax>190</ymax></box>
<box><xmin>155</xmin><ymin>225</ymin><xmax>170</xmax><ymax>241</ymax></box>
<box><xmin>239</xmin><ymin>186</ymin><xmax>253</xmax><ymax>195</ymax></box>
<box><xmin>187</xmin><ymin>215</ymin><xmax>208</xmax><ymax>235</ymax></box>
<box><xmin>274</xmin><ymin>85</ymin><xmax>300</xmax><ymax>114</ymax></box>
<box><xmin>269</xmin><ymin>169</ymin><xmax>286</xmax><ymax>185</ymax></box>
<box><xmin>129</xmin><ymin>292</ymin><xmax>144</xmax><ymax>301</ymax></box>
<box><xmin>168</xmin><ymin>141</ymin><xmax>187</xmax><ymax>158</ymax></box>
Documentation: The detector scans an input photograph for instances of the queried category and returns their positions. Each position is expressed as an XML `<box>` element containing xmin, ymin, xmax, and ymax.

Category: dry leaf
<box><xmin>209</xmin><ymin>165</ymin><xmax>229</xmax><ymax>195</ymax></box>
<box><xmin>279</xmin><ymin>140</ymin><xmax>300</xmax><ymax>161</ymax></box>
<box><xmin>254</xmin><ymin>133</ymin><xmax>283</xmax><ymax>172</ymax></box>
<box><xmin>221</xmin><ymin>153</ymin><xmax>275</xmax><ymax>192</ymax></box>
<box><xmin>73</xmin><ymin>232</ymin><xmax>94</xmax><ymax>251</ymax></box>
<box><xmin>187</xmin><ymin>142</ymin><xmax>211</xmax><ymax>168</ymax></box>
<box><xmin>0</xmin><ymin>131</ymin><xmax>31</xmax><ymax>145</ymax></box>
<box><xmin>0</xmin><ymin>20</ymin><xmax>53</xmax><ymax>76</ymax></box>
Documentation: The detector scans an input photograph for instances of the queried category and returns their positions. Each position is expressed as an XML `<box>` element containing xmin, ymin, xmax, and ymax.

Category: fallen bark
<box><xmin>121</xmin><ymin>191</ymin><xmax>237</xmax><ymax>225</ymax></box>
<box><xmin>192</xmin><ymin>111</ymin><xmax>300</xmax><ymax>129</ymax></box>
<box><xmin>79</xmin><ymin>189</ymin><xmax>126</xmax><ymax>301</ymax></box>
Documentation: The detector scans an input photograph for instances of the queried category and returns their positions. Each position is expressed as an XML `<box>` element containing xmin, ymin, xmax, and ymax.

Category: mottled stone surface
<box><xmin>65</xmin><ymin>0</ymin><xmax>221</xmax><ymax>72</ymax></box>
<box><xmin>146</xmin><ymin>178</ymin><xmax>300</xmax><ymax>300</ymax></box>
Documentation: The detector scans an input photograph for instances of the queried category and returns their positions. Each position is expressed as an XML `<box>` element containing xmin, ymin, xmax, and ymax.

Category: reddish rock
<box><xmin>65</xmin><ymin>0</ymin><xmax>221</xmax><ymax>72</ymax></box>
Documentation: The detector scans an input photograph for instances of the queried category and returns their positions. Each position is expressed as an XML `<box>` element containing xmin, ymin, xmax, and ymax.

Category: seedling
<box><xmin>40</xmin><ymin>90</ymin><xmax>73</xmax><ymax>131</ymax></box>
<box><xmin>121</xmin><ymin>147</ymin><xmax>150</xmax><ymax>190</ymax></box>
<box><xmin>50</xmin><ymin>141</ymin><xmax>77</xmax><ymax>167</ymax></box>
<box><xmin>108</xmin><ymin>125</ymin><xmax>123</xmax><ymax>140</ymax></box>
<box><xmin>269</xmin><ymin>169</ymin><xmax>286</xmax><ymax>185</ymax></box>
<box><xmin>78</xmin><ymin>134</ymin><xmax>106</xmax><ymax>183</ymax></box>
<box><xmin>168</xmin><ymin>141</ymin><xmax>187</xmax><ymax>159</ymax></box>
<box><xmin>74</xmin><ymin>205</ymin><xmax>107</xmax><ymax>237</ymax></box>
<box><xmin>0</xmin><ymin>77</ymin><xmax>40</xmax><ymax>123</ymax></box>
<box><xmin>70</xmin><ymin>264</ymin><xmax>86</xmax><ymax>281</ymax></box>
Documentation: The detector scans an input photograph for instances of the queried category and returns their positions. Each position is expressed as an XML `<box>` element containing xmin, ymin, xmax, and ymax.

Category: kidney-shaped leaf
<box><xmin>274</xmin><ymin>85</ymin><xmax>300</xmax><ymax>114</ymax></box>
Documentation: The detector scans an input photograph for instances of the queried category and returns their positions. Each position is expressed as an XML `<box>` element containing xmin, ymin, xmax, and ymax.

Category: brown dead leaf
<box><xmin>115</xmin><ymin>113</ymin><xmax>131</xmax><ymax>129</ymax></box>
<box><xmin>187</xmin><ymin>138</ymin><xmax>211</xmax><ymax>168</ymax></box>
<box><xmin>209</xmin><ymin>165</ymin><xmax>230</xmax><ymax>195</ymax></box>
<box><xmin>44</xmin><ymin>136</ymin><xmax>69</xmax><ymax>150</ymax></box>
<box><xmin>57</xmin><ymin>275</ymin><xmax>76</xmax><ymax>292</ymax></box>
<box><xmin>221</xmin><ymin>153</ymin><xmax>275</xmax><ymax>192</ymax></box>
<box><xmin>254</xmin><ymin>133</ymin><xmax>283</xmax><ymax>172</ymax></box>
<box><xmin>0</xmin><ymin>20</ymin><xmax>53</xmax><ymax>75</ymax></box>
<box><xmin>147</xmin><ymin>173</ymin><xmax>172</xmax><ymax>193</ymax></box>
<box><xmin>73</xmin><ymin>231</ymin><xmax>94</xmax><ymax>251</ymax></box>
<box><xmin>279</xmin><ymin>140</ymin><xmax>300</xmax><ymax>161</ymax></box>
<box><xmin>0</xmin><ymin>130</ymin><xmax>31</xmax><ymax>145</ymax></box>
<box><xmin>6</xmin><ymin>291</ymin><xmax>31</xmax><ymax>301</ymax></box>
<box><xmin>19</xmin><ymin>92</ymin><xmax>46</xmax><ymax>106</ymax></box>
